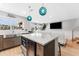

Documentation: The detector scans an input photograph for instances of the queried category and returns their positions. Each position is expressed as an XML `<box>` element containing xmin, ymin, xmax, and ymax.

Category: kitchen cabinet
<box><xmin>36</xmin><ymin>40</ymin><xmax>55</xmax><ymax>56</ymax></box>
<box><xmin>0</xmin><ymin>35</ymin><xmax>3</xmax><ymax>50</ymax></box>
<box><xmin>27</xmin><ymin>40</ymin><xmax>36</xmax><ymax>56</ymax></box>
<box><xmin>36</xmin><ymin>43</ymin><xmax>44</xmax><ymax>56</ymax></box>
<box><xmin>0</xmin><ymin>35</ymin><xmax>21</xmax><ymax>51</ymax></box>
<box><xmin>3</xmin><ymin>36</ymin><xmax>21</xmax><ymax>49</ymax></box>
<box><xmin>21</xmin><ymin>36</ymin><xmax>58</xmax><ymax>56</ymax></box>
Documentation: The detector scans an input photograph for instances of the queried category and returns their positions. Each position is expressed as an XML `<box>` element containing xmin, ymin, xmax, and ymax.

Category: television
<box><xmin>50</xmin><ymin>22</ymin><xmax>62</xmax><ymax>29</ymax></box>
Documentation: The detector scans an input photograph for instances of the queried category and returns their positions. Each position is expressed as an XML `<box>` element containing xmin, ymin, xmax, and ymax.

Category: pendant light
<box><xmin>26</xmin><ymin>15</ymin><xmax>32</xmax><ymax>21</ymax></box>
<box><xmin>26</xmin><ymin>6</ymin><xmax>32</xmax><ymax>21</ymax></box>
<box><xmin>39</xmin><ymin>3</ymin><xmax>47</xmax><ymax>16</ymax></box>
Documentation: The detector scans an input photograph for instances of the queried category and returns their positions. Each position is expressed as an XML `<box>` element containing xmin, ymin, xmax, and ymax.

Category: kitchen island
<box><xmin>21</xmin><ymin>31</ymin><xmax>59</xmax><ymax>56</ymax></box>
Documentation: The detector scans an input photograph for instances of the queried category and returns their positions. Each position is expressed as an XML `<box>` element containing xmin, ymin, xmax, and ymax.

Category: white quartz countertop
<box><xmin>21</xmin><ymin>32</ymin><xmax>59</xmax><ymax>45</ymax></box>
<box><xmin>0</xmin><ymin>30</ymin><xmax>27</xmax><ymax>35</ymax></box>
<box><xmin>0</xmin><ymin>30</ymin><xmax>28</xmax><ymax>38</ymax></box>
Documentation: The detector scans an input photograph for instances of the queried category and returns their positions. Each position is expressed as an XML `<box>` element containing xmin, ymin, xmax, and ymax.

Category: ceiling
<box><xmin>0</xmin><ymin>3</ymin><xmax>79</xmax><ymax>23</ymax></box>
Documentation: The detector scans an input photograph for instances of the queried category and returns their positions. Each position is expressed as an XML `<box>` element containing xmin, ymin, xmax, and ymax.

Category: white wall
<box><xmin>45</xmin><ymin>19</ymin><xmax>79</xmax><ymax>42</ymax></box>
<box><xmin>62</xmin><ymin>19</ymin><xmax>77</xmax><ymax>30</ymax></box>
<box><xmin>62</xmin><ymin>19</ymin><xmax>79</xmax><ymax>40</ymax></box>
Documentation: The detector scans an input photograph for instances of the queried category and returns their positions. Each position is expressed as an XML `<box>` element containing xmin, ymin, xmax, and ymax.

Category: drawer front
<box><xmin>36</xmin><ymin>43</ymin><xmax>44</xmax><ymax>56</ymax></box>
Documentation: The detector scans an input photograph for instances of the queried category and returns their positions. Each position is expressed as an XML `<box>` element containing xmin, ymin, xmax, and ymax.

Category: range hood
<box><xmin>0</xmin><ymin>3</ymin><xmax>79</xmax><ymax>23</ymax></box>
